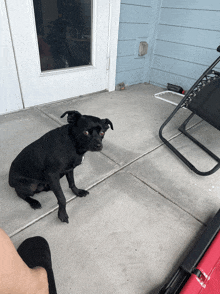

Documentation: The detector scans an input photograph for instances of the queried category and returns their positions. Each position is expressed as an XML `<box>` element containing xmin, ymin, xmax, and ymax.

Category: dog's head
<box><xmin>61</xmin><ymin>111</ymin><xmax>113</xmax><ymax>152</ymax></box>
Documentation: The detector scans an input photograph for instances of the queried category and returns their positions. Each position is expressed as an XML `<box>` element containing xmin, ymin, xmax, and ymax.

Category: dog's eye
<box><xmin>99</xmin><ymin>131</ymin><xmax>105</xmax><ymax>136</ymax></box>
<box><xmin>83</xmin><ymin>131</ymin><xmax>89</xmax><ymax>136</ymax></box>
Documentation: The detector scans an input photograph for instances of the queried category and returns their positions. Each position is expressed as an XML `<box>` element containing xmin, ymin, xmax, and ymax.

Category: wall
<box><xmin>150</xmin><ymin>0</ymin><xmax>220</xmax><ymax>90</ymax></box>
<box><xmin>116</xmin><ymin>0</ymin><xmax>154</xmax><ymax>86</ymax></box>
<box><xmin>116</xmin><ymin>0</ymin><xmax>220</xmax><ymax>91</ymax></box>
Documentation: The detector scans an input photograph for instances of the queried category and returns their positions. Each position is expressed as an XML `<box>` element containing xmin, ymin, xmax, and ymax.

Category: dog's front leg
<box><xmin>66</xmin><ymin>170</ymin><xmax>89</xmax><ymax>197</ymax></box>
<box><xmin>46</xmin><ymin>173</ymin><xmax>69</xmax><ymax>223</ymax></box>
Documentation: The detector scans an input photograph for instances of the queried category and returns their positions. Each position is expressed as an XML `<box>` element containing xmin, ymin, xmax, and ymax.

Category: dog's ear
<box><xmin>102</xmin><ymin>118</ymin><xmax>114</xmax><ymax>130</ymax></box>
<box><xmin>60</xmin><ymin>111</ymin><xmax>82</xmax><ymax>124</ymax></box>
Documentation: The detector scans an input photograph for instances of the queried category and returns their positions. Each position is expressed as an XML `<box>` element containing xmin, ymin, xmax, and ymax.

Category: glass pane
<box><xmin>33</xmin><ymin>0</ymin><xmax>92</xmax><ymax>71</ymax></box>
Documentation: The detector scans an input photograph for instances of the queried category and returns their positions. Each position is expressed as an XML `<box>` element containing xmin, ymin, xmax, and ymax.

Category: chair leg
<box><xmin>179</xmin><ymin>115</ymin><xmax>220</xmax><ymax>163</ymax></box>
<box><xmin>159</xmin><ymin>55</ymin><xmax>220</xmax><ymax>176</ymax></box>
<box><xmin>178</xmin><ymin>113</ymin><xmax>195</xmax><ymax>131</ymax></box>
<box><xmin>159</xmin><ymin>111</ymin><xmax>220</xmax><ymax>176</ymax></box>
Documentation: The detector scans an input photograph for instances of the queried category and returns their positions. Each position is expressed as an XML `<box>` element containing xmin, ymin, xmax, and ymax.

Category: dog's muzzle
<box><xmin>90</xmin><ymin>142</ymin><xmax>103</xmax><ymax>151</ymax></box>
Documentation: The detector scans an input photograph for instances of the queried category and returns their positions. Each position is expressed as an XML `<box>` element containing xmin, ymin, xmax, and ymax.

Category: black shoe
<box><xmin>17</xmin><ymin>236</ymin><xmax>57</xmax><ymax>294</ymax></box>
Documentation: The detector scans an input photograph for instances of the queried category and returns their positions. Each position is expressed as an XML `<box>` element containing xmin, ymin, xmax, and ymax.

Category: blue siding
<box><xmin>119</xmin><ymin>5</ymin><xmax>152</xmax><ymax>23</ymax></box>
<box><xmin>150</xmin><ymin>69</ymin><xmax>194</xmax><ymax>90</ymax></box>
<box><xmin>160</xmin><ymin>9</ymin><xmax>220</xmax><ymax>31</ymax></box>
<box><xmin>150</xmin><ymin>1</ymin><xmax>220</xmax><ymax>89</ymax></box>
<box><xmin>154</xmin><ymin>41</ymin><xmax>220</xmax><ymax>67</ymax></box>
<box><xmin>116</xmin><ymin>1</ymin><xmax>153</xmax><ymax>86</ymax></box>
<box><xmin>121</xmin><ymin>0</ymin><xmax>152</xmax><ymax>7</ymax></box>
<box><xmin>117</xmin><ymin>40</ymin><xmax>135</xmax><ymax>56</ymax></box>
<box><xmin>157</xmin><ymin>25</ymin><xmax>220</xmax><ymax>49</ymax></box>
<box><xmin>162</xmin><ymin>0</ymin><xmax>220</xmax><ymax>11</ymax></box>
<box><xmin>116</xmin><ymin>0</ymin><xmax>220</xmax><ymax>90</ymax></box>
<box><xmin>117</xmin><ymin>56</ymin><xmax>144</xmax><ymax>72</ymax></box>
<box><xmin>117</xmin><ymin>69</ymin><xmax>145</xmax><ymax>85</ymax></box>
<box><xmin>153</xmin><ymin>56</ymin><xmax>207</xmax><ymax>80</ymax></box>
<box><xmin>118</xmin><ymin>23</ymin><xmax>150</xmax><ymax>40</ymax></box>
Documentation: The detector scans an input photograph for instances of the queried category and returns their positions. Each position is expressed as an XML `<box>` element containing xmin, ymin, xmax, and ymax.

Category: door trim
<box><xmin>5</xmin><ymin>0</ymin><xmax>121</xmax><ymax>108</ymax></box>
<box><xmin>106</xmin><ymin>0</ymin><xmax>121</xmax><ymax>92</ymax></box>
<box><xmin>28</xmin><ymin>0</ymin><xmax>121</xmax><ymax>89</ymax></box>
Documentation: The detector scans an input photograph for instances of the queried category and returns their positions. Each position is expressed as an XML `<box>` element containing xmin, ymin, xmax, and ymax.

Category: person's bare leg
<box><xmin>0</xmin><ymin>228</ymin><xmax>49</xmax><ymax>294</ymax></box>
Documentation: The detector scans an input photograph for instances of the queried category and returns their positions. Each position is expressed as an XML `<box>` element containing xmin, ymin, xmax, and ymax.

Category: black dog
<box><xmin>9</xmin><ymin>111</ymin><xmax>113</xmax><ymax>223</ymax></box>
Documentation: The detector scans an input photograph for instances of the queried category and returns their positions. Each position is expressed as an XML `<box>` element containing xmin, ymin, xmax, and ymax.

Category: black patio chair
<box><xmin>159</xmin><ymin>46</ymin><xmax>220</xmax><ymax>176</ymax></box>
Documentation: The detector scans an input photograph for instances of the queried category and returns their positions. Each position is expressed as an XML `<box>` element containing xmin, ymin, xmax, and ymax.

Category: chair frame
<box><xmin>159</xmin><ymin>209</ymin><xmax>220</xmax><ymax>294</ymax></box>
<box><xmin>159</xmin><ymin>47</ymin><xmax>220</xmax><ymax>176</ymax></box>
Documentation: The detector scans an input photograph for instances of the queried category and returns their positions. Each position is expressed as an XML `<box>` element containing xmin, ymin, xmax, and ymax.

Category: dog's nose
<box><xmin>95</xmin><ymin>142</ymin><xmax>103</xmax><ymax>150</ymax></box>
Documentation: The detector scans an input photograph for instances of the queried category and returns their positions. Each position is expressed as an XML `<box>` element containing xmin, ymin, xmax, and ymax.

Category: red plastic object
<box><xmin>180</xmin><ymin>231</ymin><xmax>220</xmax><ymax>293</ymax></box>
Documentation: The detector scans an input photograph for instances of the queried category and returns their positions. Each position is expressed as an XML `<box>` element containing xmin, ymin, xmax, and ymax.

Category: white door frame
<box><xmin>1</xmin><ymin>0</ymin><xmax>23</xmax><ymax>114</ymax></box>
<box><xmin>5</xmin><ymin>0</ymin><xmax>121</xmax><ymax>108</ymax></box>
<box><xmin>106</xmin><ymin>0</ymin><xmax>121</xmax><ymax>92</ymax></box>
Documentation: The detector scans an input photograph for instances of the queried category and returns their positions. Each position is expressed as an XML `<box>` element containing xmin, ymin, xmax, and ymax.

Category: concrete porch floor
<box><xmin>1</xmin><ymin>83</ymin><xmax>220</xmax><ymax>293</ymax></box>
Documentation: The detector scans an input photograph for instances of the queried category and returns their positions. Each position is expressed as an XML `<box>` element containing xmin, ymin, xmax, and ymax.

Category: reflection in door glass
<box><xmin>33</xmin><ymin>0</ymin><xmax>92</xmax><ymax>71</ymax></box>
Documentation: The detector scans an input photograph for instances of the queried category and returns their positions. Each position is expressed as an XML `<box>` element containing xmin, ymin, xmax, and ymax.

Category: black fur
<box><xmin>9</xmin><ymin>111</ymin><xmax>113</xmax><ymax>223</ymax></box>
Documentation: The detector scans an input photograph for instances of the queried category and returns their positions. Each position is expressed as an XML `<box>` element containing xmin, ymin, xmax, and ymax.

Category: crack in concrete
<box><xmin>128</xmin><ymin>172</ymin><xmax>205</xmax><ymax>226</ymax></box>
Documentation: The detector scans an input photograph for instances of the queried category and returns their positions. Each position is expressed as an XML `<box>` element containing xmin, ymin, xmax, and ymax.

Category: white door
<box><xmin>6</xmin><ymin>0</ymin><xmax>120</xmax><ymax>108</ymax></box>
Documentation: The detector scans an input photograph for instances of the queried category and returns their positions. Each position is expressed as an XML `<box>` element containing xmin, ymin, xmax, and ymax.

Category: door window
<box><xmin>33</xmin><ymin>0</ymin><xmax>92</xmax><ymax>71</ymax></box>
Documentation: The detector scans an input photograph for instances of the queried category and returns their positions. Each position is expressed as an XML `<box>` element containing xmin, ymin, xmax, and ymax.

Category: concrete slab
<box><xmin>11</xmin><ymin>171</ymin><xmax>203</xmax><ymax>294</ymax></box>
<box><xmin>2</xmin><ymin>83</ymin><xmax>218</xmax><ymax>294</ymax></box>
<box><xmin>125</xmin><ymin>120</ymin><xmax>220</xmax><ymax>223</ymax></box>
<box><xmin>0</xmin><ymin>108</ymin><xmax>118</xmax><ymax>236</ymax></box>
<box><xmin>38</xmin><ymin>83</ymin><xmax>201</xmax><ymax>166</ymax></box>
<box><xmin>0</xmin><ymin>108</ymin><xmax>60</xmax><ymax>165</ymax></box>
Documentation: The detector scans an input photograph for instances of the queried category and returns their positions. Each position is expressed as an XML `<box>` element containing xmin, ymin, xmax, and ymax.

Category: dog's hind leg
<box><xmin>15</xmin><ymin>184</ymin><xmax>42</xmax><ymax>210</ymax></box>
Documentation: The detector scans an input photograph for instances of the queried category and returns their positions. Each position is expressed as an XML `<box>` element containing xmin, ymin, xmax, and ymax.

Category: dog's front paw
<box><xmin>58</xmin><ymin>209</ymin><xmax>69</xmax><ymax>223</ymax></box>
<box><xmin>76</xmin><ymin>189</ymin><xmax>89</xmax><ymax>197</ymax></box>
<box><xmin>71</xmin><ymin>186</ymin><xmax>89</xmax><ymax>197</ymax></box>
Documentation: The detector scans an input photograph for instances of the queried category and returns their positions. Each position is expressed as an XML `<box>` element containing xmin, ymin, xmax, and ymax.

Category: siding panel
<box><xmin>121</xmin><ymin>0</ymin><xmax>152</xmax><ymax>6</ymax></box>
<box><xmin>116</xmin><ymin>1</ymin><xmax>153</xmax><ymax>86</ymax></box>
<box><xmin>116</xmin><ymin>68</ymin><xmax>145</xmax><ymax>85</ymax></box>
<box><xmin>150</xmin><ymin>68</ymin><xmax>196</xmax><ymax>90</ymax></box>
<box><xmin>120</xmin><ymin>4</ymin><xmax>152</xmax><ymax>24</ymax></box>
<box><xmin>117</xmin><ymin>40</ymin><xmax>135</xmax><ymax>56</ymax></box>
<box><xmin>152</xmin><ymin>55</ymin><xmax>207</xmax><ymax>80</ymax></box>
<box><xmin>148</xmin><ymin>0</ymin><xmax>220</xmax><ymax>89</ymax></box>
<box><xmin>116</xmin><ymin>0</ymin><xmax>220</xmax><ymax>89</ymax></box>
<box><xmin>118</xmin><ymin>23</ymin><xmax>149</xmax><ymax>40</ymax></box>
<box><xmin>117</xmin><ymin>56</ymin><xmax>144</xmax><ymax>73</ymax></box>
<box><xmin>162</xmin><ymin>0</ymin><xmax>220</xmax><ymax>10</ymax></box>
<box><xmin>157</xmin><ymin>25</ymin><xmax>220</xmax><ymax>49</ymax></box>
<box><xmin>160</xmin><ymin>8</ymin><xmax>220</xmax><ymax>30</ymax></box>
<box><xmin>154</xmin><ymin>40</ymin><xmax>220</xmax><ymax>66</ymax></box>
